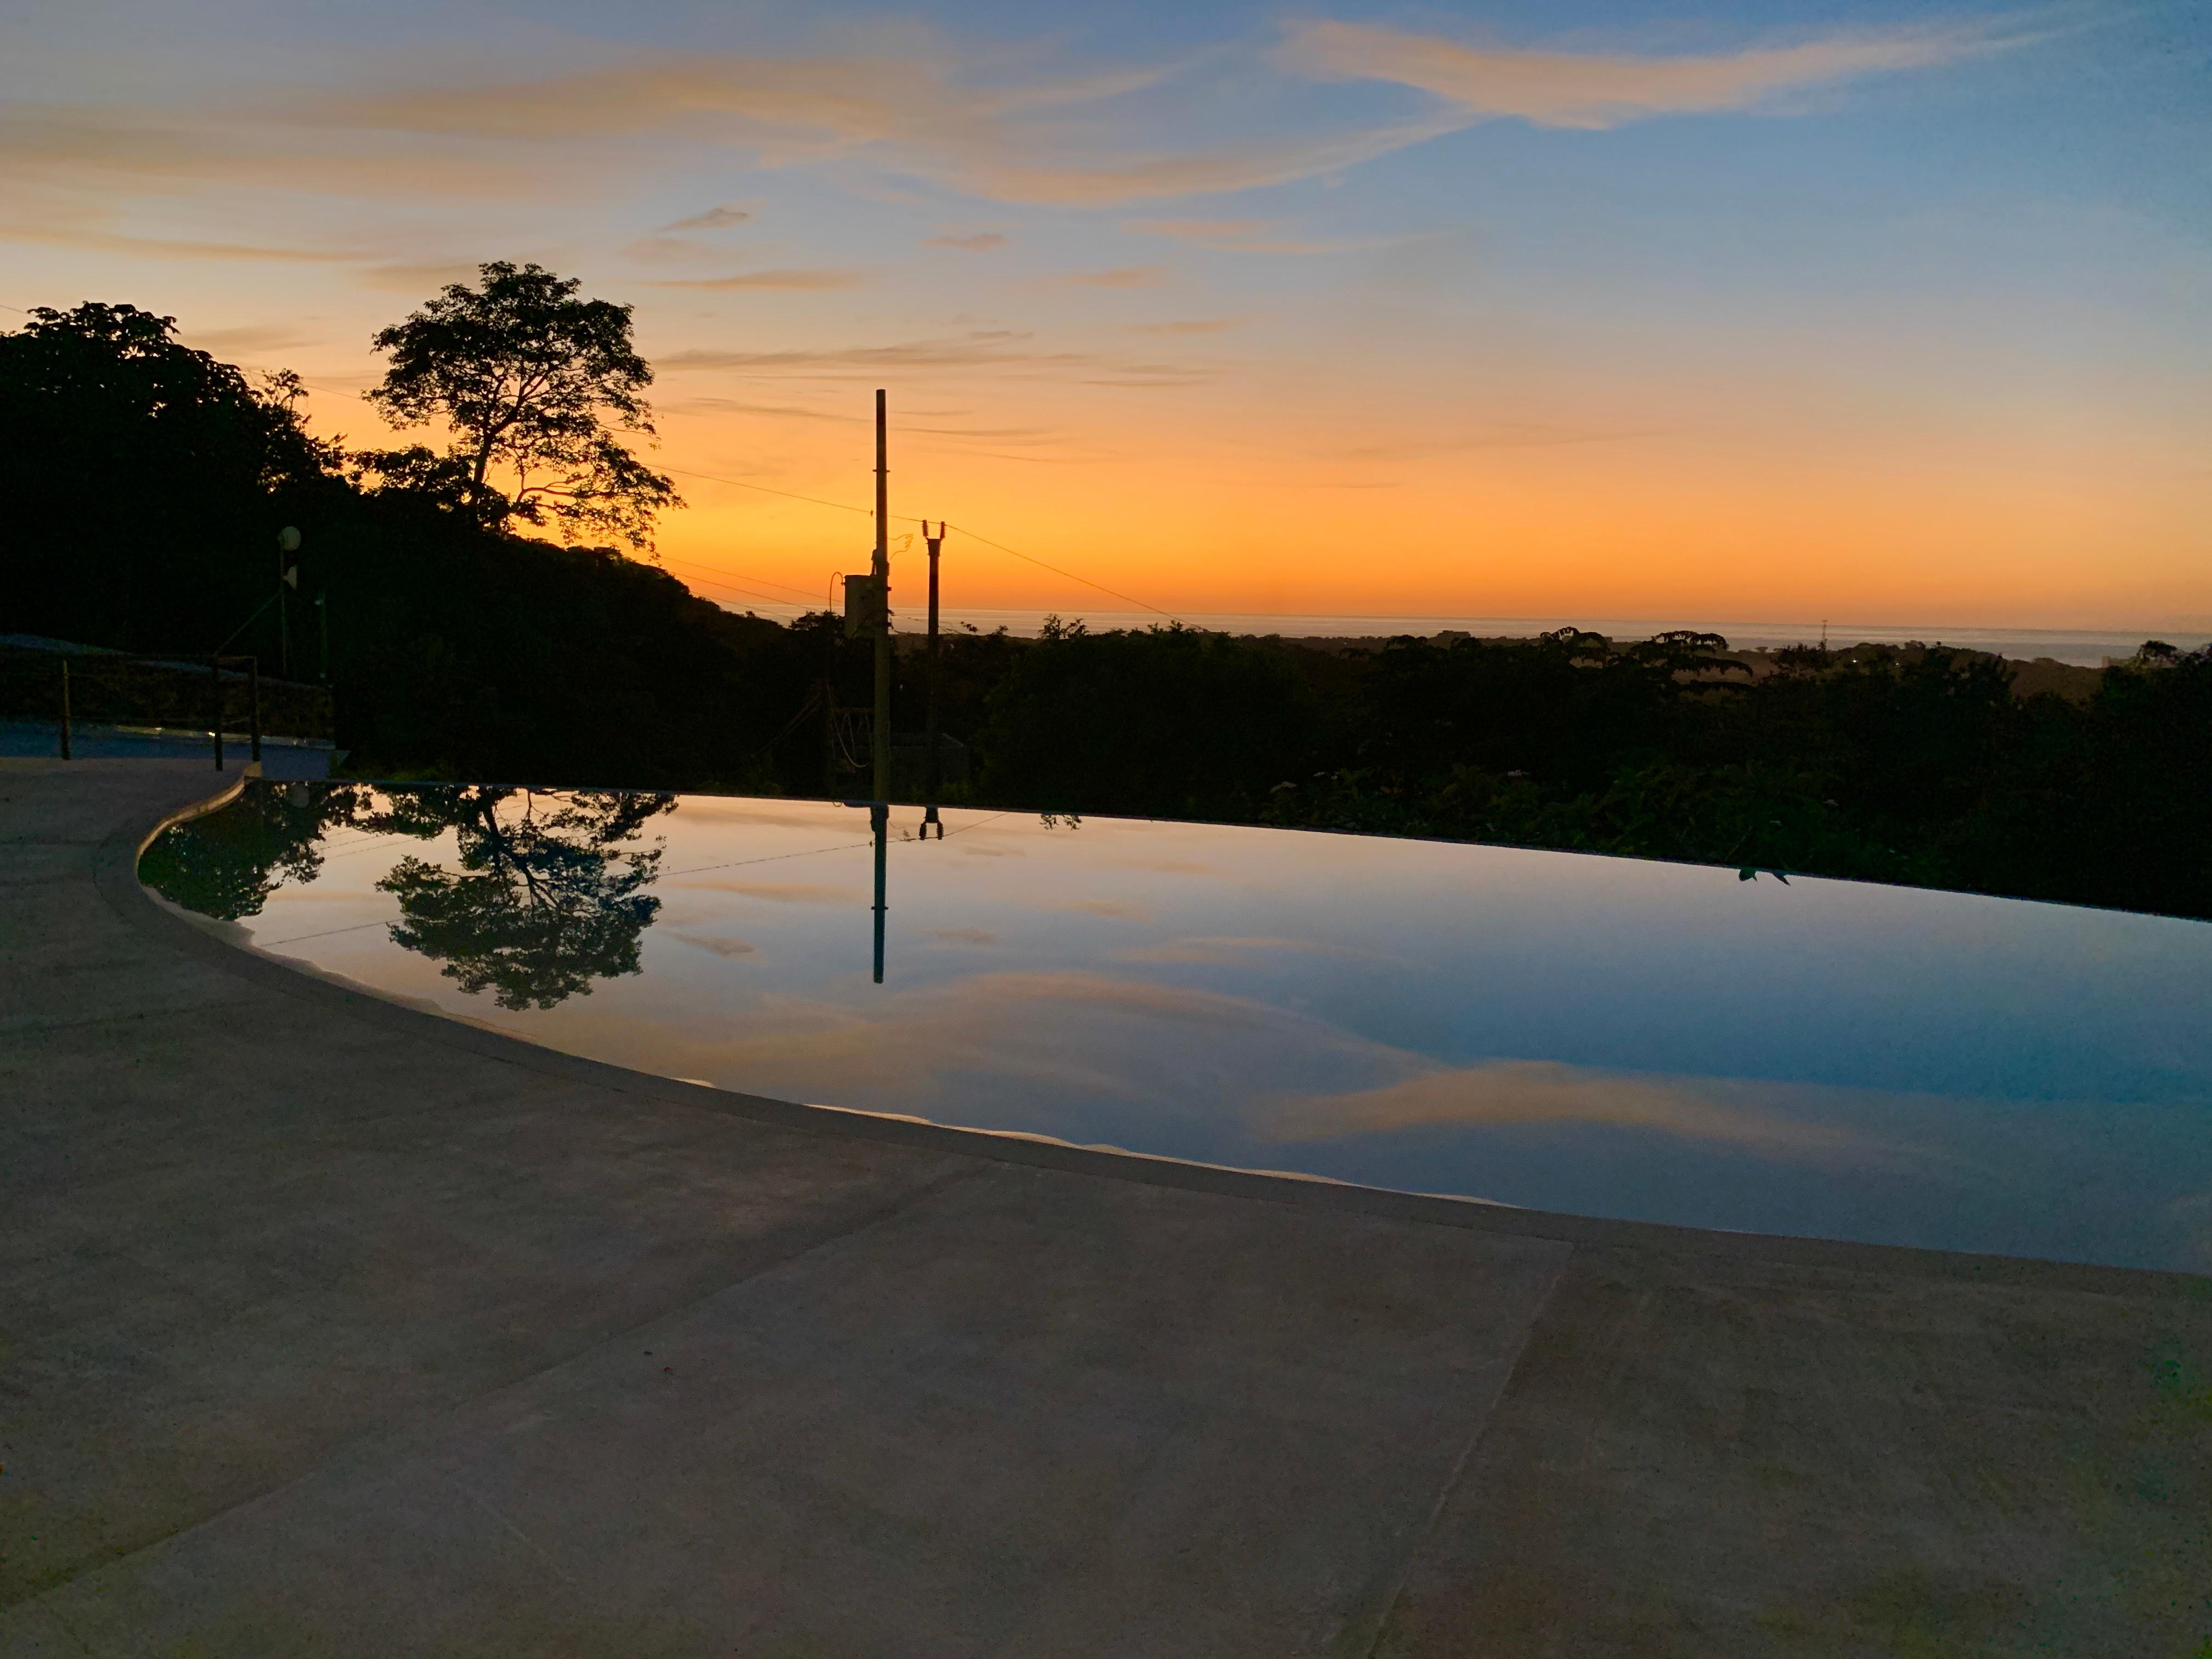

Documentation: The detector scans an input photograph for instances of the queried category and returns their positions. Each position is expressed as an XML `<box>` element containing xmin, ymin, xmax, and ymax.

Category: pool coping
<box><xmin>104</xmin><ymin>772</ymin><xmax>2210</xmax><ymax>1299</ymax></box>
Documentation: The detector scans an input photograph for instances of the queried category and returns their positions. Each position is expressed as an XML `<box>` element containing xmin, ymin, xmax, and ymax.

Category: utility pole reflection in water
<box><xmin>871</xmin><ymin>802</ymin><xmax>888</xmax><ymax>984</ymax></box>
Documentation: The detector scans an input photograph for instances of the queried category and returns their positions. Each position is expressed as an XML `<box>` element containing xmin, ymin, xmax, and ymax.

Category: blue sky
<box><xmin>4</xmin><ymin>0</ymin><xmax>2206</xmax><ymax>625</ymax></box>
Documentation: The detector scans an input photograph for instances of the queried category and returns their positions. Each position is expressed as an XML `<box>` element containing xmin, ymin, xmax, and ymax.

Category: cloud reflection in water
<box><xmin>149</xmin><ymin>788</ymin><xmax>2212</xmax><ymax>1271</ymax></box>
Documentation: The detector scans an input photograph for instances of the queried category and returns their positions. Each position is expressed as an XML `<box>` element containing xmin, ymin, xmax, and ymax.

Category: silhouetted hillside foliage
<box><xmin>3</xmin><ymin>303</ymin><xmax>797</xmax><ymax>787</ymax></box>
<box><xmin>10</xmin><ymin>302</ymin><xmax>2209</xmax><ymax>921</ymax></box>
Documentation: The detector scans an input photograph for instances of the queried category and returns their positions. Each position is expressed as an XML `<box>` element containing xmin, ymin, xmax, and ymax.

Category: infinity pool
<box><xmin>143</xmin><ymin>782</ymin><xmax>2212</xmax><ymax>1272</ymax></box>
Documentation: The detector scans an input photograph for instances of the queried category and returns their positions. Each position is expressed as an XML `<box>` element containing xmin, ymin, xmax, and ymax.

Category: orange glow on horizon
<box><xmin>22</xmin><ymin>5</ymin><xmax>2198</xmax><ymax>638</ymax></box>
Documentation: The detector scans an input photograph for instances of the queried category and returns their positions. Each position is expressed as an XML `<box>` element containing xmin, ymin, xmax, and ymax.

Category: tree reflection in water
<box><xmin>140</xmin><ymin>782</ymin><xmax>368</xmax><ymax>921</ymax></box>
<box><xmin>362</xmin><ymin>787</ymin><xmax>675</xmax><ymax>1011</ymax></box>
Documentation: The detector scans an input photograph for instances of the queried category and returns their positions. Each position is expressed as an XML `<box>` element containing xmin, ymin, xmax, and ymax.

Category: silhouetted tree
<box><xmin>359</xmin><ymin>262</ymin><xmax>678</xmax><ymax>548</ymax></box>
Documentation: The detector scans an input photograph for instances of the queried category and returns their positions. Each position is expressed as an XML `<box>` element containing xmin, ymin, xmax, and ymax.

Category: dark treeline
<box><xmin>9</xmin><ymin>302</ymin><xmax>2208</xmax><ymax>921</ymax></box>
<box><xmin>952</xmin><ymin>623</ymin><xmax>2211</xmax><ymax>921</ymax></box>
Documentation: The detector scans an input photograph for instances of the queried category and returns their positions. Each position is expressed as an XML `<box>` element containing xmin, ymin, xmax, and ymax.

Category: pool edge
<box><xmin>106</xmin><ymin>777</ymin><xmax>2211</xmax><ymax>1299</ymax></box>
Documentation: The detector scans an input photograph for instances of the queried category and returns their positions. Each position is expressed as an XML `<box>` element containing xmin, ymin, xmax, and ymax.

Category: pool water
<box><xmin>143</xmin><ymin>783</ymin><xmax>2212</xmax><ymax>1273</ymax></box>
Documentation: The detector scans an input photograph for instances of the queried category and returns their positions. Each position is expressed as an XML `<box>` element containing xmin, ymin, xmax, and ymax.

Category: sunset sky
<box><xmin>5</xmin><ymin>0</ymin><xmax>2207</xmax><ymax>629</ymax></box>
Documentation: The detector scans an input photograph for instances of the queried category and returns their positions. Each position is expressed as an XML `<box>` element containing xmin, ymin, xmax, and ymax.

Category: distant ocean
<box><xmin>710</xmin><ymin>603</ymin><xmax>2204</xmax><ymax>668</ymax></box>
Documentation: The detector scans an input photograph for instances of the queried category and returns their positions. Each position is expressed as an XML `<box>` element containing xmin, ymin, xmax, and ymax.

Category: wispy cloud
<box><xmin>1129</xmin><ymin>319</ymin><xmax>1241</xmax><ymax>336</ymax></box>
<box><xmin>184</xmin><ymin>323</ymin><xmax>319</xmax><ymax>354</ymax></box>
<box><xmin>1277</xmin><ymin>18</ymin><xmax>2023</xmax><ymax>130</ymax></box>
<box><xmin>269</xmin><ymin>52</ymin><xmax>1464</xmax><ymax>207</ymax></box>
<box><xmin>0</xmin><ymin>105</ymin><xmax>549</xmax><ymax>198</ymax></box>
<box><xmin>663</xmin><ymin>334</ymin><xmax>1090</xmax><ymax>374</ymax></box>
<box><xmin>661</xmin><ymin>330</ymin><xmax>1211</xmax><ymax>387</ymax></box>
<box><xmin>662</xmin><ymin>396</ymin><xmax>855</xmax><ymax>423</ymax></box>
<box><xmin>672</xmin><ymin>933</ymin><xmax>757</xmax><ymax>958</ymax></box>
<box><xmin>1125</xmin><ymin>217</ymin><xmax>1272</xmax><ymax>241</ymax></box>
<box><xmin>3</xmin><ymin>221</ymin><xmax>362</xmax><ymax>263</ymax></box>
<box><xmin>1060</xmin><ymin>898</ymin><xmax>1152</xmax><ymax>919</ymax></box>
<box><xmin>952</xmin><ymin>117</ymin><xmax>1463</xmax><ymax>205</ymax></box>
<box><xmin>358</xmin><ymin>259</ymin><xmax>493</xmax><ymax>294</ymax></box>
<box><xmin>1113</xmin><ymin>935</ymin><xmax>1345</xmax><ymax>966</ymax></box>
<box><xmin>646</xmin><ymin>268</ymin><xmax>866</xmax><ymax>291</ymax></box>
<box><xmin>1328</xmin><ymin>422</ymin><xmax>1654</xmax><ymax>460</ymax></box>
<box><xmin>0</xmin><ymin>13</ymin><xmax>2024</xmax><ymax>256</ymax></box>
<box><xmin>662</xmin><ymin>205</ymin><xmax>752</xmax><ymax>230</ymax></box>
<box><xmin>1049</xmin><ymin>264</ymin><xmax>1170</xmax><ymax>289</ymax></box>
<box><xmin>1123</xmin><ymin>216</ymin><xmax>1384</xmax><ymax>254</ymax></box>
<box><xmin>906</xmin><ymin>423</ymin><xmax>1060</xmax><ymax>442</ymax></box>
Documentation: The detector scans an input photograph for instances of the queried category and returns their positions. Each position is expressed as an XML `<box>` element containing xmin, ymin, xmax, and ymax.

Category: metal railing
<box><xmin>5</xmin><ymin>644</ymin><xmax>334</xmax><ymax>766</ymax></box>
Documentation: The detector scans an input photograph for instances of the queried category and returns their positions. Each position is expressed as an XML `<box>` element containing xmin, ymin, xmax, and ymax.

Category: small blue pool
<box><xmin>143</xmin><ymin>783</ymin><xmax>2212</xmax><ymax>1273</ymax></box>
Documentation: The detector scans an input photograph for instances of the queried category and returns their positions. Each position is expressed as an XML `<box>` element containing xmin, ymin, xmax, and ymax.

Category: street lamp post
<box><xmin>276</xmin><ymin>526</ymin><xmax>302</xmax><ymax>678</ymax></box>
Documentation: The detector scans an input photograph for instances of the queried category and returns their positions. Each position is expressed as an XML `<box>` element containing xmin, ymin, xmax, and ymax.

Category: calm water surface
<box><xmin>143</xmin><ymin>783</ymin><xmax>2212</xmax><ymax>1272</ymax></box>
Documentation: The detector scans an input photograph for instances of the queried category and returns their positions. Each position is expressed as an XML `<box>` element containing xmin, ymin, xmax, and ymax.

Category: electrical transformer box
<box><xmin>842</xmin><ymin>574</ymin><xmax>887</xmax><ymax>638</ymax></box>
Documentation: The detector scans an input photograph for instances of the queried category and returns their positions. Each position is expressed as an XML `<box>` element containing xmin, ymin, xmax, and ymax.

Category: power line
<box><xmin>660</xmin><ymin>464</ymin><xmax>1176</xmax><ymax>621</ymax></box>
<box><xmin>940</xmin><ymin>523</ymin><xmax>1176</xmax><ymax>620</ymax></box>
<box><xmin>654</xmin><ymin>555</ymin><xmax>822</xmax><ymax>604</ymax></box>
<box><xmin>662</xmin><ymin>557</ymin><xmax>819</xmax><ymax>601</ymax></box>
<box><xmin>664</xmin><ymin>837</ymin><xmax>876</xmax><ymax>879</ymax></box>
<box><xmin>681</xmin><ymin>574</ymin><xmax>812</xmax><ymax>611</ymax></box>
<box><xmin>260</xmin><ymin>915</ymin><xmax>394</xmax><ymax>945</ymax></box>
<box><xmin>662</xmin><ymin>465</ymin><xmax>878</xmax><ymax>520</ymax></box>
<box><xmin>638</xmin><ymin>558</ymin><xmax>799</xmax><ymax>608</ymax></box>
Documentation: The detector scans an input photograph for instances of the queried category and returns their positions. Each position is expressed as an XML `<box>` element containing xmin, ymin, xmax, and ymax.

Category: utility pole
<box><xmin>872</xmin><ymin>388</ymin><xmax>891</xmax><ymax>808</ymax></box>
<box><xmin>924</xmin><ymin>521</ymin><xmax>945</xmax><ymax>831</ymax></box>
<box><xmin>869</xmin><ymin>390</ymin><xmax>891</xmax><ymax>972</ymax></box>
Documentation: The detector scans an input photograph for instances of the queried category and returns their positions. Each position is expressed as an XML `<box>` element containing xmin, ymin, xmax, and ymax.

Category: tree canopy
<box><xmin>0</xmin><ymin>302</ymin><xmax>336</xmax><ymax>648</ymax></box>
<box><xmin>362</xmin><ymin>261</ymin><xmax>679</xmax><ymax>548</ymax></box>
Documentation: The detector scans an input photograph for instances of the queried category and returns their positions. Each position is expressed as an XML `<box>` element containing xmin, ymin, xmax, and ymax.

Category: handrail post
<box><xmin>210</xmin><ymin>655</ymin><xmax>223</xmax><ymax>771</ymax></box>
<box><xmin>248</xmin><ymin>657</ymin><xmax>262</xmax><ymax>764</ymax></box>
<box><xmin>59</xmin><ymin>660</ymin><xmax>72</xmax><ymax>761</ymax></box>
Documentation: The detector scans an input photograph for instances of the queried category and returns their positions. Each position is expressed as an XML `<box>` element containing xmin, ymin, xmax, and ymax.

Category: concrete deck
<box><xmin>3</xmin><ymin>759</ymin><xmax>2207</xmax><ymax>1657</ymax></box>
